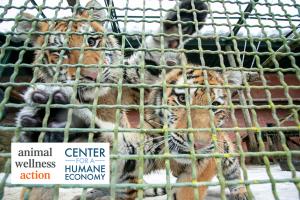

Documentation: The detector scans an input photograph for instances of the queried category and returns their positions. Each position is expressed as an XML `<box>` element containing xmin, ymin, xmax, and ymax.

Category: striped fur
<box><xmin>16</xmin><ymin>0</ymin><xmax>209</xmax><ymax>142</ymax></box>
<box><xmin>17</xmin><ymin>68</ymin><xmax>248</xmax><ymax>200</ymax></box>
<box><xmin>16</xmin><ymin>0</ymin><xmax>208</xmax><ymax>124</ymax></box>
<box><xmin>16</xmin><ymin>0</ymin><xmax>248</xmax><ymax>199</ymax></box>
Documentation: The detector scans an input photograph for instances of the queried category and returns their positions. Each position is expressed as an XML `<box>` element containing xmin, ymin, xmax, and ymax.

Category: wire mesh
<box><xmin>0</xmin><ymin>0</ymin><xmax>299</xmax><ymax>200</ymax></box>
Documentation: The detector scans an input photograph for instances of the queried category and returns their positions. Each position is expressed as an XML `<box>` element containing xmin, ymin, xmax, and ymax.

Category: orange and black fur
<box><xmin>18</xmin><ymin>67</ymin><xmax>249</xmax><ymax>200</ymax></box>
<box><xmin>15</xmin><ymin>0</ymin><xmax>249</xmax><ymax>199</ymax></box>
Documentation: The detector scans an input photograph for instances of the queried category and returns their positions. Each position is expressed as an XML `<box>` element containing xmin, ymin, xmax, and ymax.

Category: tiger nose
<box><xmin>80</xmin><ymin>69</ymin><xmax>99</xmax><ymax>81</ymax></box>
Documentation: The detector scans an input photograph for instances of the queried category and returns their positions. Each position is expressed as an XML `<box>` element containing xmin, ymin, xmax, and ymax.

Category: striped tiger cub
<box><xmin>15</xmin><ymin>0</ymin><xmax>249</xmax><ymax>199</ymax></box>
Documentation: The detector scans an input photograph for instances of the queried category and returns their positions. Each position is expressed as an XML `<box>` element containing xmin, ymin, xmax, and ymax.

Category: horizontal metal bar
<box><xmin>3</xmin><ymin>177</ymin><xmax>300</xmax><ymax>189</ymax></box>
<box><xmin>2</xmin><ymin>150</ymin><xmax>300</xmax><ymax>159</ymax></box>
<box><xmin>0</xmin><ymin>125</ymin><xmax>299</xmax><ymax>133</ymax></box>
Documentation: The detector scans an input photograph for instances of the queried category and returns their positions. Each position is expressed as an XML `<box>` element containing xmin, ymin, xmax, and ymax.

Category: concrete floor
<box><xmin>2</xmin><ymin>165</ymin><xmax>299</xmax><ymax>200</ymax></box>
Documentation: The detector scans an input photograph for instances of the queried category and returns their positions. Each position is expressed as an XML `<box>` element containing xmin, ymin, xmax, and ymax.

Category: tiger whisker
<box><xmin>146</xmin><ymin>139</ymin><xmax>168</xmax><ymax>153</ymax></box>
<box><xmin>149</xmin><ymin>136</ymin><xmax>172</xmax><ymax>151</ymax></box>
<box><xmin>169</xmin><ymin>139</ymin><xmax>190</xmax><ymax>151</ymax></box>
<box><xmin>141</xmin><ymin>135</ymin><xmax>167</xmax><ymax>145</ymax></box>
<box><xmin>144</xmin><ymin>114</ymin><xmax>161</xmax><ymax>120</ymax></box>
<box><xmin>146</xmin><ymin>119</ymin><xmax>163</xmax><ymax>127</ymax></box>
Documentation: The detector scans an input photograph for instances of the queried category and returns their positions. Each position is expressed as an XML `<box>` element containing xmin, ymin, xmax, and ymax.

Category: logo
<box><xmin>11</xmin><ymin>143</ymin><xmax>110</xmax><ymax>184</ymax></box>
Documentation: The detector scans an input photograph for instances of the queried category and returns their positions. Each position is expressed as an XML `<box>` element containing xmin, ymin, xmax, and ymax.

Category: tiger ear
<box><xmin>15</xmin><ymin>13</ymin><xmax>44</xmax><ymax>42</ymax></box>
<box><xmin>224</xmin><ymin>71</ymin><xmax>243</xmax><ymax>86</ymax></box>
<box><xmin>225</xmin><ymin>71</ymin><xmax>260</xmax><ymax>85</ymax></box>
<box><xmin>80</xmin><ymin>0</ymin><xmax>107</xmax><ymax>25</ymax></box>
<box><xmin>163</xmin><ymin>0</ymin><xmax>208</xmax><ymax>48</ymax></box>
<box><xmin>224</xmin><ymin>71</ymin><xmax>260</xmax><ymax>97</ymax></box>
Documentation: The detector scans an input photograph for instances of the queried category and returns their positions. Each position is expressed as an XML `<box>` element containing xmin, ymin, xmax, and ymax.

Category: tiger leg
<box><xmin>20</xmin><ymin>187</ymin><xmax>54</xmax><ymax>200</ymax></box>
<box><xmin>72</xmin><ymin>140</ymin><xmax>166</xmax><ymax>200</ymax></box>
<box><xmin>172</xmin><ymin>158</ymin><xmax>216</xmax><ymax>200</ymax></box>
<box><xmin>222</xmin><ymin>137</ymin><xmax>249</xmax><ymax>200</ymax></box>
<box><xmin>72</xmin><ymin>176</ymin><xmax>165</xmax><ymax>200</ymax></box>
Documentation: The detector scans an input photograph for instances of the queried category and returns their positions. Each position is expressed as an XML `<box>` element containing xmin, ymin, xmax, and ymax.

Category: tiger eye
<box><xmin>177</xmin><ymin>94</ymin><xmax>186</xmax><ymax>104</ymax></box>
<box><xmin>211</xmin><ymin>101</ymin><xmax>221</xmax><ymax>112</ymax></box>
<box><xmin>87</xmin><ymin>37</ymin><xmax>97</xmax><ymax>47</ymax></box>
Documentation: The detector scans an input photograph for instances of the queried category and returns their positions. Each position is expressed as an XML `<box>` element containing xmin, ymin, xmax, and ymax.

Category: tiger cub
<box><xmin>15</xmin><ymin>0</ymin><xmax>206</xmax><ymax>127</ymax></box>
<box><xmin>15</xmin><ymin>0</ymin><xmax>248</xmax><ymax>199</ymax></box>
<box><xmin>18</xmin><ymin>67</ymin><xmax>249</xmax><ymax>200</ymax></box>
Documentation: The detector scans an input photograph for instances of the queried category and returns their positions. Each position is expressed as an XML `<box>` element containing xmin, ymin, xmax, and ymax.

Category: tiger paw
<box><xmin>22</xmin><ymin>85</ymin><xmax>73</xmax><ymax>105</ymax></box>
<box><xmin>72</xmin><ymin>189</ymin><xmax>110</xmax><ymax>200</ymax></box>
<box><xmin>16</xmin><ymin>85</ymin><xmax>76</xmax><ymax>142</ymax></box>
<box><xmin>229</xmin><ymin>186</ymin><xmax>250</xmax><ymax>200</ymax></box>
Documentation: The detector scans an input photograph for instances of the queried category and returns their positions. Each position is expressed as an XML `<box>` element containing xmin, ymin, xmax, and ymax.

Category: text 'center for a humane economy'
<box><xmin>11</xmin><ymin>143</ymin><xmax>110</xmax><ymax>184</ymax></box>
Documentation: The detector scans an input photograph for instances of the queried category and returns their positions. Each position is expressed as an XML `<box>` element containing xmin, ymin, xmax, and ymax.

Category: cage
<box><xmin>0</xmin><ymin>0</ymin><xmax>299</xmax><ymax>199</ymax></box>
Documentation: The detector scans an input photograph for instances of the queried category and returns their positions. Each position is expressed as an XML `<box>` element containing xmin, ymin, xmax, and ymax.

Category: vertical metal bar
<box><xmin>158</xmin><ymin>1</ymin><xmax>172</xmax><ymax>199</ymax></box>
<box><xmin>104</xmin><ymin>0</ymin><xmax>120</xmax><ymax>33</ymax></box>
<box><xmin>230</xmin><ymin>0</ymin><xmax>259</xmax><ymax>37</ymax></box>
<box><xmin>30</xmin><ymin>0</ymin><xmax>47</xmax><ymax>18</ymax></box>
<box><xmin>225</xmin><ymin>45</ymin><xmax>259</xmax><ymax>162</ymax></box>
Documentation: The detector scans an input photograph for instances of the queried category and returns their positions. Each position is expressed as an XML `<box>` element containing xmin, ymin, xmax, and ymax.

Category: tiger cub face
<box><xmin>16</xmin><ymin>1</ymin><xmax>121</xmax><ymax>101</ymax></box>
<box><xmin>148</xmin><ymin>68</ymin><xmax>228</xmax><ymax>164</ymax></box>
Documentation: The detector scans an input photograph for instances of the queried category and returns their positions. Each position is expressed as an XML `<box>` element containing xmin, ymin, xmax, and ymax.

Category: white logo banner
<box><xmin>11</xmin><ymin>143</ymin><xmax>110</xmax><ymax>184</ymax></box>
